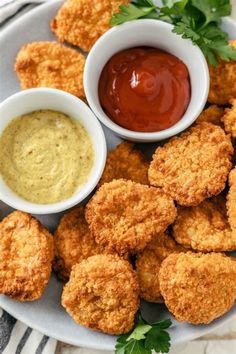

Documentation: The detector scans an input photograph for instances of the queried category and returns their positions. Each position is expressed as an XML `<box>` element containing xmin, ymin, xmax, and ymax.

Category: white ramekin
<box><xmin>0</xmin><ymin>88</ymin><xmax>107</xmax><ymax>214</ymax></box>
<box><xmin>84</xmin><ymin>19</ymin><xmax>209</xmax><ymax>142</ymax></box>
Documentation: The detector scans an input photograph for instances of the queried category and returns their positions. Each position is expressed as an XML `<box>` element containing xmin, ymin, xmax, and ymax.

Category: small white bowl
<box><xmin>84</xmin><ymin>19</ymin><xmax>209</xmax><ymax>142</ymax></box>
<box><xmin>0</xmin><ymin>88</ymin><xmax>107</xmax><ymax>214</ymax></box>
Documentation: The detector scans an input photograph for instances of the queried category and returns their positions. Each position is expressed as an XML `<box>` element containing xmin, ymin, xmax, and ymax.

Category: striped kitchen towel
<box><xmin>0</xmin><ymin>309</ymin><xmax>57</xmax><ymax>354</ymax></box>
<box><xmin>0</xmin><ymin>0</ymin><xmax>50</xmax><ymax>24</ymax></box>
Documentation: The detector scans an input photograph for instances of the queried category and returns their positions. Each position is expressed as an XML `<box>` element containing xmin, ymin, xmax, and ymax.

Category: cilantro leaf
<box><xmin>162</xmin><ymin>0</ymin><xmax>188</xmax><ymax>11</ymax></box>
<box><xmin>127</xmin><ymin>323</ymin><xmax>152</xmax><ymax>341</ymax></box>
<box><xmin>191</xmin><ymin>0</ymin><xmax>231</xmax><ymax>25</ymax></box>
<box><xmin>135</xmin><ymin>0</ymin><xmax>156</xmax><ymax>7</ymax></box>
<box><xmin>145</xmin><ymin>327</ymin><xmax>171</xmax><ymax>353</ymax></box>
<box><xmin>115</xmin><ymin>314</ymin><xmax>172</xmax><ymax>354</ymax></box>
<box><xmin>110</xmin><ymin>3</ymin><xmax>156</xmax><ymax>25</ymax></box>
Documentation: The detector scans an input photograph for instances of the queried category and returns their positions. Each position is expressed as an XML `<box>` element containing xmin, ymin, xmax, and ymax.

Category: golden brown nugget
<box><xmin>208</xmin><ymin>40</ymin><xmax>236</xmax><ymax>105</ymax></box>
<box><xmin>136</xmin><ymin>233</ymin><xmax>184</xmax><ymax>303</ymax></box>
<box><xmin>51</xmin><ymin>0</ymin><xmax>130</xmax><ymax>52</ymax></box>
<box><xmin>159</xmin><ymin>252</ymin><xmax>236</xmax><ymax>324</ymax></box>
<box><xmin>53</xmin><ymin>207</ymin><xmax>111</xmax><ymax>281</ymax></box>
<box><xmin>98</xmin><ymin>141</ymin><xmax>149</xmax><ymax>187</ymax></box>
<box><xmin>227</xmin><ymin>168</ymin><xmax>236</xmax><ymax>230</ymax></box>
<box><xmin>221</xmin><ymin>99</ymin><xmax>236</xmax><ymax>138</ymax></box>
<box><xmin>86</xmin><ymin>179</ymin><xmax>177</xmax><ymax>255</ymax></box>
<box><xmin>196</xmin><ymin>105</ymin><xmax>224</xmax><ymax>126</ymax></box>
<box><xmin>148</xmin><ymin>123</ymin><xmax>233</xmax><ymax>206</ymax></box>
<box><xmin>15</xmin><ymin>41</ymin><xmax>85</xmax><ymax>98</ymax></box>
<box><xmin>62</xmin><ymin>254</ymin><xmax>139</xmax><ymax>334</ymax></box>
<box><xmin>0</xmin><ymin>211</ymin><xmax>54</xmax><ymax>301</ymax></box>
<box><xmin>172</xmin><ymin>196</ymin><xmax>236</xmax><ymax>252</ymax></box>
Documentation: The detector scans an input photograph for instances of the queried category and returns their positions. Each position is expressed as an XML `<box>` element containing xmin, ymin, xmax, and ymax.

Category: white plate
<box><xmin>0</xmin><ymin>0</ymin><xmax>236</xmax><ymax>350</ymax></box>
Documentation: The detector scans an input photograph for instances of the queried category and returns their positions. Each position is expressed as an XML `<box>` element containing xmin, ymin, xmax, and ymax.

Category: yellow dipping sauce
<box><xmin>0</xmin><ymin>110</ymin><xmax>94</xmax><ymax>204</ymax></box>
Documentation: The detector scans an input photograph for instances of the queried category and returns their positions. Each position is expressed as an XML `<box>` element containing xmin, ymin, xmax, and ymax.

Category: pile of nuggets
<box><xmin>2</xmin><ymin>113</ymin><xmax>236</xmax><ymax>334</ymax></box>
<box><xmin>2</xmin><ymin>0</ymin><xmax>236</xmax><ymax>337</ymax></box>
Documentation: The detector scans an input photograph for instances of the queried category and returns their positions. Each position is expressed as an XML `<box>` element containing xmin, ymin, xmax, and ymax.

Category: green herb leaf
<box><xmin>135</xmin><ymin>0</ymin><xmax>156</xmax><ymax>7</ymax></box>
<box><xmin>191</xmin><ymin>0</ymin><xmax>231</xmax><ymax>26</ymax></box>
<box><xmin>162</xmin><ymin>0</ymin><xmax>188</xmax><ymax>11</ymax></box>
<box><xmin>145</xmin><ymin>327</ymin><xmax>171</xmax><ymax>353</ymax></box>
<box><xmin>115</xmin><ymin>314</ymin><xmax>172</xmax><ymax>354</ymax></box>
<box><xmin>110</xmin><ymin>3</ymin><xmax>156</xmax><ymax>26</ymax></box>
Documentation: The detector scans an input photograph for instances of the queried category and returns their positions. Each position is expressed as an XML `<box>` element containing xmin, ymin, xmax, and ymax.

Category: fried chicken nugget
<box><xmin>172</xmin><ymin>196</ymin><xmax>236</xmax><ymax>251</ymax></box>
<box><xmin>148</xmin><ymin>122</ymin><xmax>233</xmax><ymax>206</ymax></box>
<box><xmin>221</xmin><ymin>99</ymin><xmax>236</xmax><ymax>138</ymax></box>
<box><xmin>227</xmin><ymin>167</ymin><xmax>236</xmax><ymax>230</ymax></box>
<box><xmin>0</xmin><ymin>211</ymin><xmax>54</xmax><ymax>301</ymax></box>
<box><xmin>62</xmin><ymin>254</ymin><xmax>139</xmax><ymax>334</ymax></box>
<box><xmin>136</xmin><ymin>233</ymin><xmax>184</xmax><ymax>303</ymax></box>
<box><xmin>53</xmin><ymin>207</ymin><xmax>111</xmax><ymax>281</ymax></box>
<box><xmin>98</xmin><ymin>142</ymin><xmax>149</xmax><ymax>188</ymax></box>
<box><xmin>85</xmin><ymin>179</ymin><xmax>177</xmax><ymax>255</ymax></box>
<box><xmin>51</xmin><ymin>0</ymin><xmax>130</xmax><ymax>52</ymax></box>
<box><xmin>15</xmin><ymin>41</ymin><xmax>85</xmax><ymax>98</ymax></box>
<box><xmin>159</xmin><ymin>252</ymin><xmax>236</xmax><ymax>324</ymax></box>
<box><xmin>196</xmin><ymin>105</ymin><xmax>224</xmax><ymax>126</ymax></box>
<box><xmin>208</xmin><ymin>40</ymin><xmax>236</xmax><ymax>105</ymax></box>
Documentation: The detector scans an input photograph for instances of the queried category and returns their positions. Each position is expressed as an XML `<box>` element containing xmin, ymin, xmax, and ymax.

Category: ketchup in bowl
<box><xmin>98</xmin><ymin>47</ymin><xmax>191</xmax><ymax>133</ymax></box>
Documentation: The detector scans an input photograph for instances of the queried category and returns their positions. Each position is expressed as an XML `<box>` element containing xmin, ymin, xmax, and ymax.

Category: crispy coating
<box><xmin>0</xmin><ymin>211</ymin><xmax>54</xmax><ymax>301</ymax></box>
<box><xmin>208</xmin><ymin>40</ymin><xmax>236</xmax><ymax>105</ymax></box>
<box><xmin>86</xmin><ymin>179</ymin><xmax>177</xmax><ymax>255</ymax></box>
<box><xmin>172</xmin><ymin>196</ymin><xmax>236</xmax><ymax>251</ymax></box>
<box><xmin>15</xmin><ymin>41</ymin><xmax>85</xmax><ymax>98</ymax></box>
<box><xmin>98</xmin><ymin>142</ymin><xmax>149</xmax><ymax>187</ymax></box>
<box><xmin>51</xmin><ymin>0</ymin><xmax>130</xmax><ymax>52</ymax></box>
<box><xmin>136</xmin><ymin>233</ymin><xmax>184</xmax><ymax>303</ymax></box>
<box><xmin>61</xmin><ymin>254</ymin><xmax>139</xmax><ymax>334</ymax></box>
<box><xmin>227</xmin><ymin>168</ymin><xmax>236</xmax><ymax>231</ymax></box>
<box><xmin>196</xmin><ymin>105</ymin><xmax>224</xmax><ymax>126</ymax></box>
<box><xmin>53</xmin><ymin>207</ymin><xmax>111</xmax><ymax>281</ymax></box>
<box><xmin>221</xmin><ymin>99</ymin><xmax>236</xmax><ymax>138</ymax></box>
<box><xmin>159</xmin><ymin>252</ymin><xmax>236</xmax><ymax>324</ymax></box>
<box><xmin>148</xmin><ymin>122</ymin><xmax>233</xmax><ymax>206</ymax></box>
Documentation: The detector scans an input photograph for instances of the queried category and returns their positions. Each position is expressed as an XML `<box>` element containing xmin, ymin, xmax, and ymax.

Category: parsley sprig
<box><xmin>110</xmin><ymin>0</ymin><xmax>236</xmax><ymax>66</ymax></box>
<box><xmin>115</xmin><ymin>314</ymin><xmax>172</xmax><ymax>354</ymax></box>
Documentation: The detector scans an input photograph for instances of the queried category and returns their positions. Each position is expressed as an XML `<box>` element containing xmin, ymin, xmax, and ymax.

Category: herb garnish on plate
<box><xmin>110</xmin><ymin>0</ymin><xmax>236</xmax><ymax>66</ymax></box>
<box><xmin>115</xmin><ymin>314</ymin><xmax>172</xmax><ymax>354</ymax></box>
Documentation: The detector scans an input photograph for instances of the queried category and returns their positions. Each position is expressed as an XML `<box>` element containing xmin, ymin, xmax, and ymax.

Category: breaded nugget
<box><xmin>196</xmin><ymin>105</ymin><xmax>224</xmax><ymax>126</ymax></box>
<box><xmin>159</xmin><ymin>252</ymin><xmax>236</xmax><ymax>324</ymax></box>
<box><xmin>98</xmin><ymin>142</ymin><xmax>149</xmax><ymax>187</ymax></box>
<box><xmin>53</xmin><ymin>207</ymin><xmax>110</xmax><ymax>281</ymax></box>
<box><xmin>0</xmin><ymin>211</ymin><xmax>54</xmax><ymax>301</ymax></box>
<box><xmin>15</xmin><ymin>41</ymin><xmax>85</xmax><ymax>98</ymax></box>
<box><xmin>227</xmin><ymin>168</ymin><xmax>236</xmax><ymax>230</ymax></box>
<box><xmin>136</xmin><ymin>233</ymin><xmax>184</xmax><ymax>303</ymax></box>
<box><xmin>172</xmin><ymin>196</ymin><xmax>236</xmax><ymax>251</ymax></box>
<box><xmin>61</xmin><ymin>254</ymin><xmax>139</xmax><ymax>334</ymax></box>
<box><xmin>221</xmin><ymin>99</ymin><xmax>236</xmax><ymax>138</ymax></box>
<box><xmin>51</xmin><ymin>0</ymin><xmax>130</xmax><ymax>52</ymax></box>
<box><xmin>208</xmin><ymin>40</ymin><xmax>236</xmax><ymax>105</ymax></box>
<box><xmin>148</xmin><ymin>122</ymin><xmax>233</xmax><ymax>206</ymax></box>
<box><xmin>86</xmin><ymin>179</ymin><xmax>177</xmax><ymax>255</ymax></box>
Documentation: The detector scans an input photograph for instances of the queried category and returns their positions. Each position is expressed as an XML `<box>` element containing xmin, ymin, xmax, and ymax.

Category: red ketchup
<box><xmin>98</xmin><ymin>47</ymin><xmax>191</xmax><ymax>133</ymax></box>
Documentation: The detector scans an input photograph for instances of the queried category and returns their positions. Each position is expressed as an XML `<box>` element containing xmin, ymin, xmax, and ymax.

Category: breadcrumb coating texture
<box><xmin>136</xmin><ymin>233</ymin><xmax>184</xmax><ymax>303</ymax></box>
<box><xmin>98</xmin><ymin>142</ymin><xmax>149</xmax><ymax>187</ymax></box>
<box><xmin>51</xmin><ymin>0</ymin><xmax>130</xmax><ymax>52</ymax></box>
<box><xmin>148</xmin><ymin>122</ymin><xmax>233</xmax><ymax>206</ymax></box>
<box><xmin>61</xmin><ymin>254</ymin><xmax>139</xmax><ymax>334</ymax></box>
<box><xmin>221</xmin><ymin>99</ymin><xmax>236</xmax><ymax>138</ymax></box>
<box><xmin>15</xmin><ymin>41</ymin><xmax>85</xmax><ymax>98</ymax></box>
<box><xmin>0</xmin><ymin>211</ymin><xmax>54</xmax><ymax>301</ymax></box>
<box><xmin>196</xmin><ymin>105</ymin><xmax>224</xmax><ymax>126</ymax></box>
<box><xmin>208</xmin><ymin>40</ymin><xmax>236</xmax><ymax>105</ymax></box>
<box><xmin>159</xmin><ymin>252</ymin><xmax>236</xmax><ymax>324</ymax></box>
<box><xmin>85</xmin><ymin>179</ymin><xmax>177</xmax><ymax>255</ymax></box>
<box><xmin>172</xmin><ymin>196</ymin><xmax>236</xmax><ymax>251</ymax></box>
<box><xmin>53</xmin><ymin>207</ymin><xmax>110</xmax><ymax>281</ymax></box>
<box><xmin>227</xmin><ymin>168</ymin><xmax>236</xmax><ymax>231</ymax></box>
